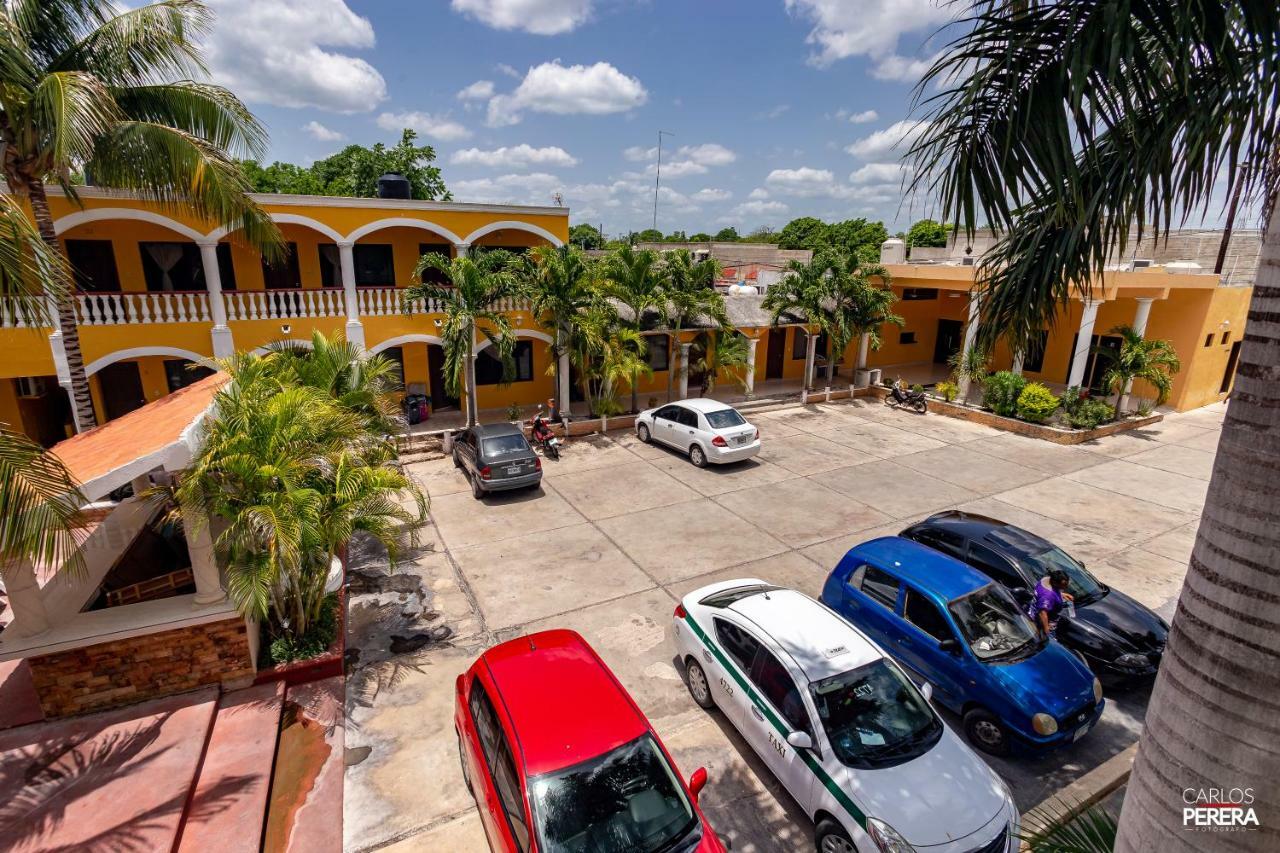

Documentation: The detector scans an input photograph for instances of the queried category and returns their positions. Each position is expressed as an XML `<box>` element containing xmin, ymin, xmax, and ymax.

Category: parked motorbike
<box><xmin>885</xmin><ymin>380</ymin><xmax>928</xmax><ymax>414</ymax></box>
<box><xmin>528</xmin><ymin>406</ymin><xmax>561</xmax><ymax>460</ymax></box>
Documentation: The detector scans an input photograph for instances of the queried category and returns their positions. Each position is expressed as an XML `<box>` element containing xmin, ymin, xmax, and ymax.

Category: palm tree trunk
<box><xmin>553</xmin><ymin>323</ymin><xmax>564</xmax><ymax>418</ymax></box>
<box><xmin>666</xmin><ymin>331</ymin><xmax>678</xmax><ymax>402</ymax></box>
<box><xmin>465</xmin><ymin>323</ymin><xmax>478</xmax><ymax>427</ymax></box>
<box><xmin>1115</xmin><ymin>209</ymin><xmax>1280</xmax><ymax>853</ymax></box>
<box><xmin>28</xmin><ymin>180</ymin><xmax>97</xmax><ymax>432</ymax></box>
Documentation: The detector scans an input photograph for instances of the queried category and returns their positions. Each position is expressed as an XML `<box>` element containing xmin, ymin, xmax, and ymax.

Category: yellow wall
<box><xmin>0</xmin><ymin>378</ymin><xmax>24</xmax><ymax>434</ymax></box>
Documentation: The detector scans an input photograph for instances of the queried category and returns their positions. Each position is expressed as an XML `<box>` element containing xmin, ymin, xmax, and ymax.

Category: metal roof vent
<box><xmin>377</xmin><ymin>172</ymin><xmax>411</xmax><ymax>199</ymax></box>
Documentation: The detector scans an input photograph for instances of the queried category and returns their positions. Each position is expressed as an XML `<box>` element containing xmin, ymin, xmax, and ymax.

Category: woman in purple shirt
<box><xmin>1028</xmin><ymin>569</ymin><xmax>1074</xmax><ymax>638</ymax></box>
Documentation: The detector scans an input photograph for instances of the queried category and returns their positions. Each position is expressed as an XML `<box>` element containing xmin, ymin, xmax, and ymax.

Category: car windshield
<box><xmin>530</xmin><ymin>735</ymin><xmax>699</xmax><ymax>853</ymax></box>
<box><xmin>1018</xmin><ymin>547</ymin><xmax>1106</xmax><ymax>603</ymax></box>
<box><xmin>704</xmin><ymin>409</ymin><xmax>746</xmax><ymax>429</ymax></box>
<box><xmin>481</xmin><ymin>434</ymin><xmax>530</xmax><ymax>458</ymax></box>
<box><xmin>810</xmin><ymin>660</ymin><xmax>942</xmax><ymax>769</ymax></box>
<box><xmin>948</xmin><ymin>584</ymin><xmax>1041</xmax><ymax>661</ymax></box>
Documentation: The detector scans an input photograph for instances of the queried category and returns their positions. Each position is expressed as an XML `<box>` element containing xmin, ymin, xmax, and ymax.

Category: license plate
<box><xmin>1073</xmin><ymin>721</ymin><xmax>1093</xmax><ymax>742</ymax></box>
<box><xmin>734</xmin><ymin>435</ymin><xmax>750</xmax><ymax>446</ymax></box>
<box><xmin>505</xmin><ymin>466</ymin><xmax>522</xmax><ymax>475</ymax></box>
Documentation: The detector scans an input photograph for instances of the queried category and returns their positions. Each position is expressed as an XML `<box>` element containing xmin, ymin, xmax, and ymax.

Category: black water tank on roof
<box><xmin>377</xmin><ymin>172</ymin><xmax>411</xmax><ymax>199</ymax></box>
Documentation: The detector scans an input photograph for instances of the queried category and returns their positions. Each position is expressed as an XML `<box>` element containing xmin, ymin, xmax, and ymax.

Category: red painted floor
<box><xmin>263</xmin><ymin>677</ymin><xmax>344</xmax><ymax>853</ymax></box>
<box><xmin>0</xmin><ymin>659</ymin><xmax>43</xmax><ymax>730</ymax></box>
<box><xmin>0</xmin><ymin>687</ymin><xmax>218</xmax><ymax>853</ymax></box>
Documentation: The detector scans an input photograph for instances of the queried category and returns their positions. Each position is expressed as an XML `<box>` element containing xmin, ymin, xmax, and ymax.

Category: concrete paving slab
<box><xmin>994</xmin><ymin>477</ymin><xmax>1196</xmax><ymax>545</ymax></box>
<box><xmin>754</xmin><ymin>433</ymin><xmax>878</xmax><ymax>476</ymax></box>
<box><xmin>713</xmin><ymin>477</ymin><xmax>891</xmax><ymax>548</ymax></box>
<box><xmin>597</xmin><ymin>499</ymin><xmax>789</xmax><ymax>584</ymax></box>
<box><xmin>953</xmin><ymin>497</ymin><xmax>1125</xmax><ymax>565</ymax></box>
<box><xmin>813</xmin><ymin>460</ymin><xmax>978</xmax><ymax>520</ymax></box>
<box><xmin>453</xmin><ymin>522</ymin><xmax>653</xmax><ymax>629</ymax></box>
<box><xmin>1089</xmin><ymin>547</ymin><xmax>1190</xmax><ymax>611</ymax></box>
<box><xmin>887</xmin><ymin>411</ymin><xmax>1004</xmax><ymax>443</ymax></box>
<box><xmin>548</xmin><ymin>459</ymin><xmax>699</xmax><ymax>520</ymax></box>
<box><xmin>966</xmin><ymin>433</ymin><xmax>1109</xmax><ymax>476</ymax></box>
<box><xmin>1078</xmin><ymin>428</ymin><xmax>1166</xmax><ymax>458</ymax></box>
<box><xmin>796</xmin><ymin>514</ymin><xmax>936</xmax><ymax>573</ymax></box>
<box><xmin>1137</xmin><ymin>521</ymin><xmax>1201</xmax><ymax>565</ymax></box>
<box><xmin>644</xmin><ymin>453</ymin><xmax>799</xmax><ymax>497</ymax></box>
<box><xmin>896</xmin><ymin>444</ymin><xmax>1046</xmax><ymax>495</ymax></box>
<box><xmin>1123</xmin><ymin>443</ymin><xmax>1218</xmax><ymax>482</ymax></box>
<box><xmin>374</xmin><ymin>812</ymin><xmax>488</xmax><ymax>852</ymax></box>
<box><xmin>541</xmin><ymin>432</ymin><xmax>636</xmax><ymax>476</ymax></box>
<box><xmin>612</xmin><ymin>428</ymin><xmax>678</xmax><ymax>461</ymax></box>
<box><xmin>810</xmin><ymin>421</ymin><xmax>949</xmax><ymax>459</ymax></box>
<box><xmin>666</xmin><ymin>550</ymin><xmax>827</xmax><ymax>602</ymax></box>
<box><xmin>754</xmin><ymin>406</ymin><xmax>854</xmax><ymax>433</ymax></box>
<box><xmin>429</xmin><ymin>485</ymin><xmax>583</xmax><ymax>550</ymax></box>
<box><xmin>403</xmin><ymin>457</ymin><xmax>469</xmax><ymax>498</ymax></box>
<box><xmin>1065</xmin><ymin>459</ymin><xmax>1209</xmax><ymax>515</ymax></box>
<box><xmin>1169</xmin><ymin>427</ymin><xmax>1223</xmax><ymax>453</ymax></box>
<box><xmin>1137</xmin><ymin>419</ymin><xmax>1217</xmax><ymax>447</ymax></box>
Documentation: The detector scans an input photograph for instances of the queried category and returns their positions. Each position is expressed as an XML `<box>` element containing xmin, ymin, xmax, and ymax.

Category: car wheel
<box><xmin>815</xmin><ymin>817</ymin><xmax>856</xmax><ymax>853</ymax></box>
<box><xmin>456</xmin><ymin>732</ymin><xmax>473</xmax><ymax>796</ymax></box>
<box><xmin>963</xmin><ymin>708</ymin><xmax>1011</xmax><ymax>756</ymax></box>
<box><xmin>471</xmin><ymin>475</ymin><xmax>485</xmax><ymax>500</ymax></box>
<box><xmin>637</xmin><ymin>423</ymin><xmax>651</xmax><ymax>443</ymax></box>
<box><xmin>689</xmin><ymin>444</ymin><xmax>707</xmax><ymax>467</ymax></box>
<box><xmin>684</xmin><ymin>658</ymin><xmax>716</xmax><ymax>710</ymax></box>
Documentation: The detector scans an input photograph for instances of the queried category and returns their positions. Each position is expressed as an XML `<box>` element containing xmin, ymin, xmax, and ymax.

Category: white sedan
<box><xmin>634</xmin><ymin>398</ymin><xmax>760</xmax><ymax>466</ymax></box>
<box><xmin>673</xmin><ymin>579</ymin><xmax>1019</xmax><ymax>853</ymax></box>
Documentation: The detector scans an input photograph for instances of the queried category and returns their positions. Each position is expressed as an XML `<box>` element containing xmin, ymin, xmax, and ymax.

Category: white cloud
<box><xmin>486</xmin><ymin>61</ymin><xmax>648</xmax><ymax>127</ymax></box>
<box><xmin>846</xmin><ymin>119</ymin><xmax>931</xmax><ymax>160</ymax></box>
<box><xmin>849</xmin><ymin>109</ymin><xmax>879</xmax><ymax>124</ymax></box>
<box><xmin>648</xmin><ymin>161</ymin><xmax>707</xmax><ymax>178</ymax></box>
<box><xmin>784</xmin><ymin>0</ymin><xmax>954</xmax><ymax>80</ymax></box>
<box><xmin>451</xmin><ymin>172</ymin><xmax>564</xmax><ymax>204</ymax></box>
<box><xmin>765</xmin><ymin>167</ymin><xmax>840</xmax><ymax>197</ymax></box>
<box><xmin>755</xmin><ymin>104</ymin><xmax>791</xmax><ymax>120</ymax></box>
<box><xmin>496</xmin><ymin>63</ymin><xmax>521</xmax><ymax>79</ymax></box>
<box><xmin>623</xmin><ymin>143</ymin><xmax>736</xmax><ymax>179</ymax></box>
<box><xmin>691</xmin><ymin>188</ymin><xmax>732</xmax><ymax>202</ymax></box>
<box><xmin>623</xmin><ymin>145</ymin><xmax>656</xmax><ymax>162</ymax></box>
<box><xmin>376</xmin><ymin>111</ymin><xmax>471</xmax><ymax>141</ymax></box>
<box><xmin>201</xmin><ymin>0</ymin><xmax>387</xmax><ymax>113</ymax></box>
<box><xmin>730</xmin><ymin>199</ymin><xmax>789</xmax><ymax>218</ymax></box>
<box><xmin>457</xmin><ymin>80</ymin><xmax>496</xmax><ymax>101</ymax></box>
<box><xmin>451</xmin><ymin>0</ymin><xmax>594</xmax><ymax>35</ymax></box>
<box><xmin>677</xmin><ymin>143</ymin><xmax>736</xmax><ymax>167</ymax></box>
<box><xmin>302</xmin><ymin>120</ymin><xmax>344</xmax><ymax>142</ymax></box>
<box><xmin>849</xmin><ymin>162</ymin><xmax>908</xmax><ymax>185</ymax></box>
<box><xmin>451</xmin><ymin>144</ymin><xmax>579</xmax><ymax>169</ymax></box>
<box><xmin>872</xmin><ymin>52</ymin><xmax>942</xmax><ymax>82</ymax></box>
<box><xmin>748</xmin><ymin>187</ymin><xmax>771</xmax><ymax>200</ymax></box>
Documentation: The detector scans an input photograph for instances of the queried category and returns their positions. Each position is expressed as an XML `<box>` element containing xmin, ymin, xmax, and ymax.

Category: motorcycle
<box><xmin>885</xmin><ymin>380</ymin><xmax>928</xmax><ymax>414</ymax></box>
<box><xmin>528</xmin><ymin>406</ymin><xmax>561</xmax><ymax>460</ymax></box>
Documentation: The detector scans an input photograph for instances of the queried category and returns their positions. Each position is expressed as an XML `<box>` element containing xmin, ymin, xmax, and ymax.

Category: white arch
<box><xmin>475</xmin><ymin>328</ymin><xmax>554</xmax><ymax>352</ymax></box>
<box><xmin>206</xmin><ymin>212</ymin><xmax>344</xmax><ymax>243</ymax></box>
<box><xmin>344</xmin><ymin>217</ymin><xmax>465</xmax><ymax>245</ymax></box>
<box><xmin>462</xmin><ymin>220</ymin><xmax>564</xmax><ymax>248</ymax></box>
<box><xmin>85</xmin><ymin>346</ymin><xmax>208</xmax><ymax>376</ymax></box>
<box><xmin>368</xmin><ymin>333</ymin><xmax>444</xmax><ymax>354</ymax></box>
<box><xmin>55</xmin><ymin>208</ymin><xmax>205</xmax><ymax>242</ymax></box>
<box><xmin>250</xmin><ymin>338</ymin><xmax>316</xmax><ymax>355</ymax></box>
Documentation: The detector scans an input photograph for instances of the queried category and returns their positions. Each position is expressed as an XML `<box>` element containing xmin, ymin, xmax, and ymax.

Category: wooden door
<box><xmin>765</xmin><ymin>327</ymin><xmax>787</xmax><ymax>379</ymax></box>
<box><xmin>98</xmin><ymin>361</ymin><xmax>146</xmax><ymax>421</ymax></box>
<box><xmin>427</xmin><ymin>344</ymin><xmax>459</xmax><ymax>408</ymax></box>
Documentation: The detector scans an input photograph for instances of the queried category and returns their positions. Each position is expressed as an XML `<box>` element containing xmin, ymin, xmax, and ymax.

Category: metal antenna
<box><xmin>653</xmin><ymin>130</ymin><xmax>674</xmax><ymax>232</ymax></box>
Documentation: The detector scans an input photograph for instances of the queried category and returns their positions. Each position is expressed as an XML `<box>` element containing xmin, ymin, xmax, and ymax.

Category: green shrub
<box><xmin>265</xmin><ymin>593</ymin><xmax>339</xmax><ymax>666</ymax></box>
<box><xmin>983</xmin><ymin>371</ymin><xmax>1028</xmax><ymax>417</ymax></box>
<box><xmin>935</xmin><ymin>380</ymin><xmax>959</xmax><ymax>402</ymax></box>
<box><xmin>911</xmin><ymin>383</ymin><xmax>925</xmax><ymax>394</ymax></box>
<box><xmin>1067</xmin><ymin>399</ymin><xmax>1115</xmax><ymax>430</ymax></box>
<box><xmin>1060</xmin><ymin>385</ymin><xmax>1087</xmax><ymax>416</ymax></box>
<box><xmin>506</xmin><ymin>403</ymin><xmax>522</xmax><ymax>421</ymax></box>
<box><xmin>1015</xmin><ymin>383</ymin><xmax>1060</xmax><ymax>423</ymax></box>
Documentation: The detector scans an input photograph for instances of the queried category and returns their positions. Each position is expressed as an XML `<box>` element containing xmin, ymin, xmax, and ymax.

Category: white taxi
<box><xmin>634</xmin><ymin>398</ymin><xmax>760</xmax><ymax>466</ymax></box>
<box><xmin>672</xmin><ymin>579</ymin><xmax>1018</xmax><ymax>853</ymax></box>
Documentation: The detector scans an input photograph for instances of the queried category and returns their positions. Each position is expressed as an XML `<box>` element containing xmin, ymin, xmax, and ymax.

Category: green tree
<box><xmin>1</xmin><ymin>0</ymin><xmax>281</xmax><ymax>431</ymax></box>
<box><xmin>268</xmin><ymin>331</ymin><xmax>403</xmax><ymax>433</ymax></box>
<box><xmin>713</xmin><ymin>226</ymin><xmax>740</xmax><ymax>241</ymax></box>
<box><xmin>1095</xmin><ymin>325</ymin><xmax>1181</xmax><ymax>414</ymax></box>
<box><xmin>828</xmin><ymin>218</ymin><xmax>890</xmax><ymax>257</ymax></box>
<box><xmin>567</xmin><ymin>297</ymin><xmax>651</xmax><ymax>417</ymax></box>
<box><xmin>906</xmin><ymin>219</ymin><xmax>948</xmax><ymax>249</ymax></box>
<box><xmin>828</xmin><ymin>254</ymin><xmax>901</xmax><ymax>379</ymax></box>
<box><xmin>237</xmin><ymin>159</ymin><xmax>325</xmax><ymax>195</ymax></box>
<box><xmin>522</xmin><ymin>245</ymin><xmax>597</xmax><ymax>417</ymax></box>
<box><xmin>635</xmin><ymin>228</ymin><xmax>664</xmax><ymax>243</ymax></box>
<box><xmin>309</xmin><ymin>129</ymin><xmax>448</xmax><ymax>200</ymax></box>
<box><xmin>689</xmin><ymin>330</ymin><xmax>750</xmax><ymax>396</ymax></box>
<box><xmin>659</xmin><ymin>250</ymin><xmax>726</xmax><ymax>402</ymax></box>
<box><xmin>402</xmin><ymin>255</ymin><xmax>521</xmax><ymax>427</ymax></box>
<box><xmin>568</xmin><ymin>223</ymin><xmax>605</xmax><ymax>250</ymax></box>
<box><xmin>688</xmin><ymin>232</ymin><xmax>711</xmax><ymax>242</ymax></box>
<box><xmin>777</xmin><ymin>217</ymin><xmax>831</xmax><ymax>250</ymax></box>
<box><xmin>910</xmin><ymin>3</ymin><xmax>1279</xmax><ymax>848</ymax></box>
<box><xmin>601</xmin><ymin>245</ymin><xmax>662</xmax><ymax>414</ymax></box>
<box><xmin>742</xmin><ymin>226</ymin><xmax>778</xmax><ymax>244</ymax></box>
<box><xmin>664</xmin><ymin>230</ymin><xmax>688</xmax><ymax>243</ymax></box>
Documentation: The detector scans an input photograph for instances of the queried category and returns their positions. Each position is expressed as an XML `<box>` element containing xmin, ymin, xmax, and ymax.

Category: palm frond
<box><xmin>49</xmin><ymin>0</ymin><xmax>212</xmax><ymax>85</ymax></box>
<box><xmin>0</xmin><ymin>194</ymin><xmax>70</xmax><ymax>326</ymax></box>
<box><xmin>0</xmin><ymin>428</ymin><xmax>87</xmax><ymax>576</ymax></box>
<box><xmin>27</xmin><ymin>69</ymin><xmax>119</xmax><ymax>165</ymax></box>
<box><xmin>1018</xmin><ymin>797</ymin><xmax>1118</xmax><ymax>853</ymax></box>
<box><xmin>112</xmin><ymin>80</ymin><xmax>267</xmax><ymax>158</ymax></box>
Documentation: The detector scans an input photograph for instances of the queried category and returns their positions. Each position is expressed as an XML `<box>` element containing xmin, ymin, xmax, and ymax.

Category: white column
<box><xmin>745</xmin><ymin>336</ymin><xmax>759</xmax><ymax>397</ymax></box>
<box><xmin>4</xmin><ymin>559</ymin><xmax>51</xmax><ymax>637</ymax></box>
<box><xmin>956</xmin><ymin>292</ymin><xmax>983</xmax><ymax>400</ymax></box>
<box><xmin>1120</xmin><ymin>297</ymin><xmax>1156</xmax><ymax>410</ymax></box>
<box><xmin>558</xmin><ymin>350</ymin><xmax>571</xmax><ymax>415</ymax></box>
<box><xmin>453</xmin><ymin>243</ymin><xmax>470</xmax><ymax>259</ymax></box>
<box><xmin>198</xmin><ymin>240</ymin><xmax>234</xmax><ymax>358</ymax></box>
<box><xmin>678</xmin><ymin>342</ymin><xmax>692</xmax><ymax>399</ymax></box>
<box><xmin>1066</xmin><ymin>298</ymin><xmax>1101</xmax><ymax>388</ymax></box>
<box><xmin>1011</xmin><ymin>351</ymin><xmax>1025</xmax><ymax>375</ymax></box>
<box><xmin>338</xmin><ymin>241</ymin><xmax>366</xmax><ymax>350</ymax></box>
<box><xmin>185</xmin><ymin>511</ymin><xmax>226</xmax><ymax>606</ymax></box>
<box><xmin>804</xmin><ymin>329</ymin><xmax>819</xmax><ymax>391</ymax></box>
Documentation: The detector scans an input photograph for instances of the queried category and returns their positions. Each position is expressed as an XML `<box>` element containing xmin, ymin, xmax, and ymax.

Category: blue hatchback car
<box><xmin>820</xmin><ymin>537</ymin><xmax>1103</xmax><ymax>757</ymax></box>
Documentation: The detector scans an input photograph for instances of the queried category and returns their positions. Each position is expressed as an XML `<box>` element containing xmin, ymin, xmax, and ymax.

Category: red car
<box><xmin>454</xmin><ymin>629</ymin><xmax>727</xmax><ymax>852</ymax></box>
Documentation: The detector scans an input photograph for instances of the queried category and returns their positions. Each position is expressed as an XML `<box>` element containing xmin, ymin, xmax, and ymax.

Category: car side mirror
<box><xmin>920</xmin><ymin>682</ymin><xmax>933</xmax><ymax>702</ymax></box>
<box><xmin>938</xmin><ymin>638</ymin><xmax>961</xmax><ymax>655</ymax></box>
<box><xmin>786</xmin><ymin>731</ymin><xmax>813</xmax><ymax>750</ymax></box>
<box><xmin>688</xmin><ymin>767</ymin><xmax>708</xmax><ymax>801</ymax></box>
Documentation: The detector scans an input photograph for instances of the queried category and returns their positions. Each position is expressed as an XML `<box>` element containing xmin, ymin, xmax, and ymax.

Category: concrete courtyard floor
<box><xmin>343</xmin><ymin>397</ymin><xmax>1225</xmax><ymax>853</ymax></box>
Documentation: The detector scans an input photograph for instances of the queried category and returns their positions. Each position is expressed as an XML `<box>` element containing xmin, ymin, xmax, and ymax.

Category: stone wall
<box><xmin>27</xmin><ymin>617</ymin><xmax>255</xmax><ymax>718</ymax></box>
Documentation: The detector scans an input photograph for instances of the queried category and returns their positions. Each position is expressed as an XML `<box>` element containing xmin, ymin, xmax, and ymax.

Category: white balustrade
<box><xmin>73</xmin><ymin>291</ymin><xmax>212</xmax><ymax>326</ymax></box>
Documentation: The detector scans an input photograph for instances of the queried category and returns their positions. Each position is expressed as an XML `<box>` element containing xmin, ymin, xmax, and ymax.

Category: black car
<box><xmin>900</xmin><ymin>511</ymin><xmax>1169</xmax><ymax>682</ymax></box>
<box><xmin>453</xmin><ymin>423</ymin><xmax>542</xmax><ymax>499</ymax></box>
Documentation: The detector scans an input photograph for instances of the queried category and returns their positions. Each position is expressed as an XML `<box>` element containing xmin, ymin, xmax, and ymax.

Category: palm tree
<box><xmin>660</xmin><ymin>249</ymin><xmax>726</xmax><ymax>401</ymax></box>
<box><xmin>0</xmin><ymin>427</ymin><xmax>86</xmax><ymax>637</ymax></box>
<box><xmin>600</xmin><ymin>245</ymin><xmax>662</xmax><ymax>413</ymax></box>
<box><xmin>1</xmin><ymin>0</ymin><xmax>280</xmax><ymax>432</ymax></box>
<box><xmin>523</xmin><ymin>245</ymin><xmax>595</xmax><ymax>418</ymax></box>
<box><xmin>827</xmin><ymin>254</ymin><xmax>901</xmax><ymax>385</ymax></box>
<box><xmin>1095</xmin><ymin>325</ymin><xmax>1181</xmax><ymax>414</ymax></box>
<box><xmin>0</xmin><ymin>195</ymin><xmax>70</xmax><ymax>327</ymax></box>
<box><xmin>268</xmin><ymin>331</ymin><xmax>403</xmax><ymax>433</ymax></box>
<box><xmin>569</xmin><ymin>297</ymin><xmax>651</xmax><ymax>417</ymax></box>
<box><xmin>403</xmin><ymin>254</ymin><xmax>521</xmax><ymax>427</ymax></box>
<box><xmin>762</xmin><ymin>253</ymin><xmax>830</xmax><ymax>388</ymax></box>
<box><xmin>908</xmin><ymin>4</ymin><xmax>1280</xmax><ymax>850</ymax></box>
<box><xmin>689</xmin><ymin>330</ymin><xmax>751</xmax><ymax>397</ymax></box>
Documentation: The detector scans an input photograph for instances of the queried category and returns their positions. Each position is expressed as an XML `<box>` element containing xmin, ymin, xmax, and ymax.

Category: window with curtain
<box><xmin>140</xmin><ymin>243</ymin><xmax>199</xmax><ymax>292</ymax></box>
<box><xmin>64</xmin><ymin>240</ymin><xmax>121</xmax><ymax>292</ymax></box>
<box><xmin>354</xmin><ymin>244</ymin><xmax>395</xmax><ymax>286</ymax></box>
<box><xmin>261</xmin><ymin>242</ymin><xmax>301</xmax><ymax>289</ymax></box>
<box><xmin>318</xmin><ymin>243</ymin><xmax>341</xmax><ymax>287</ymax></box>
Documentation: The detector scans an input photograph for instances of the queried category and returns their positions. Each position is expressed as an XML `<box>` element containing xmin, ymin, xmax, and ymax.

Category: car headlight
<box><xmin>1115</xmin><ymin>652</ymin><xmax>1150</xmax><ymax>669</ymax></box>
<box><xmin>1031</xmin><ymin>713</ymin><xmax>1058</xmax><ymax>736</ymax></box>
<box><xmin>1093</xmin><ymin>676</ymin><xmax>1104</xmax><ymax>703</ymax></box>
<box><xmin>867</xmin><ymin>818</ymin><xmax>917</xmax><ymax>853</ymax></box>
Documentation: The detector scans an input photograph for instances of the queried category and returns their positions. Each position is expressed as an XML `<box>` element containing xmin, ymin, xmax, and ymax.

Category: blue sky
<box><xmin>202</xmin><ymin>1</ymin><xmax>966</xmax><ymax>235</ymax></box>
